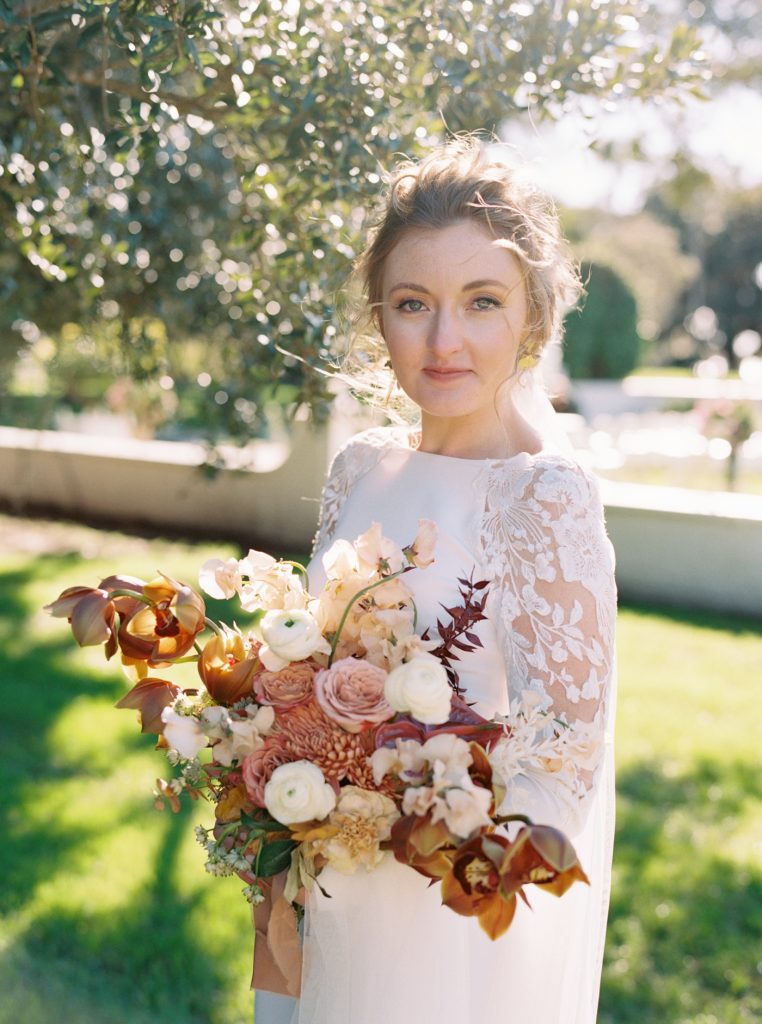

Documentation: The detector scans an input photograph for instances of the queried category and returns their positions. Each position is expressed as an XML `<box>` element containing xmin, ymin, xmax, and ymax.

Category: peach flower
<box><xmin>314</xmin><ymin>657</ymin><xmax>395</xmax><ymax>734</ymax></box>
<box><xmin>314</xmin><ymin>786</ymin><xmax>400</xmax><ymax>874</ymax></box>
<box><xmin>354</xmin><ymin>522</ymin><xmax>407</xmax><ymax>575</ymax></box>
<box><xmin>241</xmin><ymin>738</ymin><xmax>291</xmax><ymax>807</ymax></box>
<box><xmin>404</xmin><ymin>519</ymin><xmax>438</xmax><ymax>569</ymax></box>
<box><xmin>254</xmin><ymin>661</ymin><xmax>316</xmax><ymax>709</ymax></box>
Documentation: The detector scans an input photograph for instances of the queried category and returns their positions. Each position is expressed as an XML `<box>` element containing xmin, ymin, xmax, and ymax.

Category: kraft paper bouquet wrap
<box><xmin>46</xmin><ymin>521</ymin><xmax>591</xmax><ymax>996</ymax></box>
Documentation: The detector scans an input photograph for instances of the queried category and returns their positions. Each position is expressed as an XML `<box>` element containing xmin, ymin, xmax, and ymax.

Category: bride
<box><xmin>255</xmin><ymin>137</ymin><xmax>617</xmax><ymax>1024</ymax></box>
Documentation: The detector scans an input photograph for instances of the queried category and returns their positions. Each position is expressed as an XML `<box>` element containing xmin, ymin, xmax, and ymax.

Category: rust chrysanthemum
<box><xmin>273</xmin><ymin>699</ymin><xmax>377</xmax><ymax>789</ymax></box>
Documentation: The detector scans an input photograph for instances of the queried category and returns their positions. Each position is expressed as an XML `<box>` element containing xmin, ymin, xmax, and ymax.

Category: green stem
<box><xmin>493</xmin><ymin>813</ymin><xmax>533</xmax><ymax>826</ymax></box>
<box><xmin>204</xmin><ymin>617</ymin><xmax>224</xmax><ymax>637</ymax></box>
<box><xmin>328</xmin><ymin>566</ymin><xmax>413</xmax><ymax>666</ymax></box>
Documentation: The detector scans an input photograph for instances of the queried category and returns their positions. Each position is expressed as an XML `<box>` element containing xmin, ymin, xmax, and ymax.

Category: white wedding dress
<box><xmin>255</xmin><ymin>424</ymin><xmax>617</xmax><ymax>1024</ymax></box>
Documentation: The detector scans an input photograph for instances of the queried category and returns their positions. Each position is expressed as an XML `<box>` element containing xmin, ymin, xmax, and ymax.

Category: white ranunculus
<box><xmin>258</xmin><ymin>609</ymin><xmax>330</xmax><ymax>671</ymax></box>
<box><xmin>384</xmin><ymin>657</ymin><xmax>452</xmax><ymax>725</ymax></box>
<box><xmin>264</xmin><ymin>760</ymin><xmax>337</xmax><ymax>825</ymax></box>
<box><xmin>161</xmin><ymin>707</ymin><xmax>207</xmax><ymax>759</ymax></box>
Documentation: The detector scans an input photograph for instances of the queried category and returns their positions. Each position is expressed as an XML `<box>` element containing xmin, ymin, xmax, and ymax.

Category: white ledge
<box><xmin>598</xmin><ymin>478</ymin><xmax>762</xmax><ymax>522</ymax></box>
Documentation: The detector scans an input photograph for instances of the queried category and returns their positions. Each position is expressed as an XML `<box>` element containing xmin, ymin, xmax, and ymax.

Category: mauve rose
<box><xmin>314</xmin><ymin>657</ymin><xmax>396</xmax><ymax>734</ymax></box>
<box><xmin>241</xmin><ymin>739</ymin><xmax>290</xmax><ymax>807</ymax></box>
<box><xmin>253</xmin><ymin>661</ymin><xmax>316</xmax><ymax>709</ymax></box>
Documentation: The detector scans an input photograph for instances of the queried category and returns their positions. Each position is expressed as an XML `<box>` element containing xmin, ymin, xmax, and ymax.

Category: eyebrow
<box><xmin>388</xmin><ymin>278</ymin><xmax>509</xmax><ymax>295</ymax></box>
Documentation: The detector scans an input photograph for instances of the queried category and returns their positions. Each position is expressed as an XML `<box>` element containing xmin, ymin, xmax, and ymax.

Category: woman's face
<box><xmin>380</xmin><ymin>220</ymin><xmax>527</xmax><ymax>437</ymax></box>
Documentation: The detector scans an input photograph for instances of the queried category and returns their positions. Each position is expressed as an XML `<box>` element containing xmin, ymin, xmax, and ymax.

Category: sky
<box><xmin>501</xmin><ymin>84</ymin><xmax>762</xmax><ymax>214</ymax></box>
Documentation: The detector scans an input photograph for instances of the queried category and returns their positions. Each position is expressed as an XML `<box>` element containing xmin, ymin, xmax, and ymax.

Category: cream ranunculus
<box><xmin>264</xmin><ymin>760</ymin><xmax>337</xmax><ymax>824</ymax></box>
<box><xmin>384</xmin><ymin>657</ymin><xmax>452</xmax><ymax>725</ymax></box>
<box><xmin>259</xmin><ymin>609</ymin><xmax>331</xmax><ymax>671</ymax></box>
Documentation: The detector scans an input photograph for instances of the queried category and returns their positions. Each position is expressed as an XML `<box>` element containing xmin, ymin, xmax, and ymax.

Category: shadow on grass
<box><xmin>0</xmin><ymin>556</ymin><xmax>248</xmax><ymax>1024</ymax></box>
<box><xmin>619</xmin><ymin>598</ymin><xmax>762</xmax><ymax>637</ymax></box>
<box><xmin>600</xmin><ymin>758</ymin><xmax>762</xmax><ymax>1024</ymax></box>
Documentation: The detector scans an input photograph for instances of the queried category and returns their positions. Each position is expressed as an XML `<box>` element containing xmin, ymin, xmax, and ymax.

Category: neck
<box><xmin>417</xmin><ymin>406</ymin><xmax>543</xmax><ymax>460</ymax></box>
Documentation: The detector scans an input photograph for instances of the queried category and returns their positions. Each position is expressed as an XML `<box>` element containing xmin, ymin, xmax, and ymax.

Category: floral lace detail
<box><xmin>310</xmin><ymin>427</ymin><xmax>406</xmax><ymax>558</ymax></box>
<box><xmin>478</xmin><ymin>455</ymin><xmax>617</xmax><ymax>788</ymax></box>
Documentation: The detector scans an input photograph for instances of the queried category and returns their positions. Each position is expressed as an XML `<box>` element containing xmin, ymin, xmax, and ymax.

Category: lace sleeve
<box><xmin>480</xmin><ymin>456</ymin><xmax>617</xmax><ymax>835</ymax></box>
<box><xmin>310</xmin><ymin>427</ymin><xmax>396</xmax><ymax>559</ymax></box>
<box><xmin>310</xmin><ymin>446</ymin><xmax>353</xmax><ymax>559</ymax></box>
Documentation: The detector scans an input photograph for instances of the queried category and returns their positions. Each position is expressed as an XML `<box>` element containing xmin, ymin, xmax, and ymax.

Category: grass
<box><xmin>1</xmin><ymin>515</ymin><xmax>761</xmax><ymax>1024</ymax></box>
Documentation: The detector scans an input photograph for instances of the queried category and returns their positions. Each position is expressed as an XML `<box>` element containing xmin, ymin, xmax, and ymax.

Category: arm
<box><xmin>484</xmin><ymin>457</ymin><xmax>617</xmax><ymax>836</ymax></box>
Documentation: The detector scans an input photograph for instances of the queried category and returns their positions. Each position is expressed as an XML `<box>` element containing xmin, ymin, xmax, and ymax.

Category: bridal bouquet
<box><xmin>45</xmin><ymin>521</ymin><xmax>588</xmax><ymax>985</ymax></box>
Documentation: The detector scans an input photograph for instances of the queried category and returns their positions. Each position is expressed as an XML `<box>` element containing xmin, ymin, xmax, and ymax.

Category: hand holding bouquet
<box><xmin>46</xmin><ymin>521</ymin><xmax>589</xmax><ymax>990</ymax></box>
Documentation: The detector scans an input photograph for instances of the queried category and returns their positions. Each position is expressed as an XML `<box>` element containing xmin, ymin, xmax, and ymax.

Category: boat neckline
<box><xmin>379</xmin><ymin>426</ymin><xmax>568</xmax><ymax>465</ymax></box>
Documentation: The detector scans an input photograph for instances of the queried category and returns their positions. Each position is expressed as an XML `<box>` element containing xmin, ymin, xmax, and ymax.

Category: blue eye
<box><xmin>473</xmin><ymin>296</ymin><xmax>502</xmax><ymax>311</ymax></box>
<box><xmin>396</xmin><ymin>298</ymin><xmax>426</xmax><ymax>312</ymax></box>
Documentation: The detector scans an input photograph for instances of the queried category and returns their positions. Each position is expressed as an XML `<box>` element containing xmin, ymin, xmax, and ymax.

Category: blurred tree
<box><xmin>0</xmin><ymin>0</ymin><xmax>705</xmax><ymax>439</ymax></box>
<box><xmin>563</xmin><ymin>261</ymin><xmax>641</xmax><ymax>379</ymax></box>
<box><xmin>564</xmin><ymin>207</ymin><xmax>699</xmax><ymax>351</ymax></box>
<box><xmin>700</xmin><ymin>194</ymin><xmax>762</xmax><ymax>365</ymax></box>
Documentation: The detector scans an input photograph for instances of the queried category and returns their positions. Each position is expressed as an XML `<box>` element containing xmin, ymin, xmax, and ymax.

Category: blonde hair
<box><xmin>343</xmin><ymin>136</ymin><xmax>581</xmax><ymax>411</ymax></box>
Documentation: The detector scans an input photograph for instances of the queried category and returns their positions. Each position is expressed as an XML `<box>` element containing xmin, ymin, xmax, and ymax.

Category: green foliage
<box><xmin>0</xmin><ymin>2</ymin><xmax>706</xmax><ymax>438</ymax></box>
<box><xmin>701</xmin><ymin>196</ymin><xmax>762</xmax><ymax>359</ymax></box>
<box><xmin>1</xmin><ymin>516</ymin><xmax>761</xmax><ymax>1023</ymax></box>
<box><xmin>565</xmin><ymin>208</ymin><xmax>700</xmax><ymax>344</ymax></box>
<box><xmin>563</xmin><ymin>261</ymin><xmax>641</xmax><ymax>379</ymax></box>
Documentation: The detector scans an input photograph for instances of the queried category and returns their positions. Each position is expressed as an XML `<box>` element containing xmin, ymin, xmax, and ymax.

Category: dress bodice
<box><xmin>309</xmin><ymin>445</ymin><xmax>509</xmax><ymax>717</ymax></box>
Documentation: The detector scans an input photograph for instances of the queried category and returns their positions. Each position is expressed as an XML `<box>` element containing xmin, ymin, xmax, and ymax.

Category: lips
<box><xmin>423</xmin><ymin>366</ymin><xmax>472</xmax><ymax>380</ymax></box>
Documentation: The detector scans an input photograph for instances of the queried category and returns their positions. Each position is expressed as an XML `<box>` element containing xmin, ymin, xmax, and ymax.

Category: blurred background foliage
<box><xmin>0</xmin><ymin>0</ymin><xmax>758</xmax><ymax>443</ymax></box>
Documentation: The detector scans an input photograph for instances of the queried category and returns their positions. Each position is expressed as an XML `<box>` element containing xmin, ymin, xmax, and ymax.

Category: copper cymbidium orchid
<box><xmin>439</xmin><ymin>825</ymin><xmax>589</xmax><ymax>940</ymax></box>
<box><xmin>44</xmin><ymin>575</ymin><xmax>146</xmax><ymax>658</ymax></box>
<box><xmin>118</xmin><ymin>573</ymin><xmax>206</xmax><ymax>665</ymax></box>
<box><xmin>45</xmin><ymin>573</ymin><xmax>207</xmax><ymax>666</ymax></box>
<box><xmin>115</xmin><ymin>676</ymin><xmax>183</xmax><ymax>734</ymax></box>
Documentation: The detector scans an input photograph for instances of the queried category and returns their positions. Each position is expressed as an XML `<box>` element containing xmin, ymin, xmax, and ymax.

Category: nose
<box><xmin>427</xmin><ymin>308</ymin><xmax>463</xmax><ymax>358</ymax></box>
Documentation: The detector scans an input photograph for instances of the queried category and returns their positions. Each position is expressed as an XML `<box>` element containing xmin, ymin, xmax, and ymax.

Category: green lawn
<box><xmin>1</xmin><ymin>515</ymin><xmax>760</xmax><ymax>1024</ymax></box>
